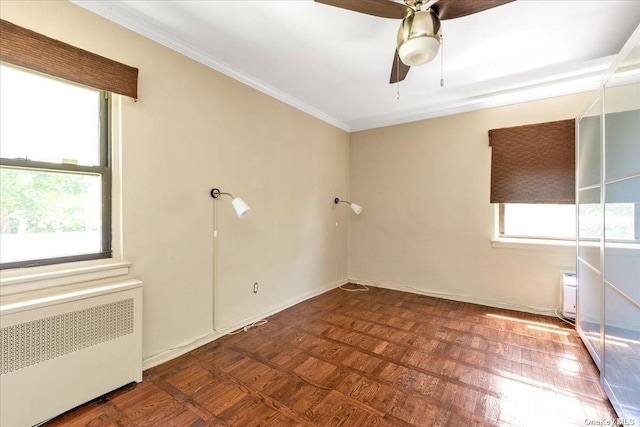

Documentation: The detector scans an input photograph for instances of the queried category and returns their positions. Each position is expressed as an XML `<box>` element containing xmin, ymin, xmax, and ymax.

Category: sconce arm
<box><xmin>211</xmin><ymin>188</ymin><xmax>235</xmax><ymax>199</ymax></box>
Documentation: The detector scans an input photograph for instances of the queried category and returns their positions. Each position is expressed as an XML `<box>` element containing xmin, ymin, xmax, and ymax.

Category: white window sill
<box><xmin>0</xmin><ymin>259</ymin><xmax>131</xmax><ymax>299</ymax></box>
<box><xmin>491</xmin><ymin>237</ymin><xmax>576</xmax><ymax>252</ymax></box>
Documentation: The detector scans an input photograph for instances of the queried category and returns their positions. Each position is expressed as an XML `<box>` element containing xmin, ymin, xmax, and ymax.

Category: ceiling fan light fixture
<box><xmin>397</xmin><ymin>9</ymin><xmax>441</xmax><ymax>67</ymax></box>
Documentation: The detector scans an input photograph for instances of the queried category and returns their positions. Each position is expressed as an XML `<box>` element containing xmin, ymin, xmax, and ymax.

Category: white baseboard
<box><xmin>143</xmin><ymin>277</ymin><xmax>562</xmax><ymax>370</ymax></box>
<box><xmin>142</xmin><ymin>278</ymin><xmax>348</xmax><ymax>370</ymax></box>
<box><xmin>214</xmin><ymin>278</ymin><xmax>347</xmax><ymax>334</ymax></box>
<box><xmin>142</xmin><ymin>330</ymin><xmax>224</xmax><ymax>370</ymax></box>
<box><xmin>349</xmin><ymin>278</ymin><xmax>556</xmax><ymax>317</ymax></box>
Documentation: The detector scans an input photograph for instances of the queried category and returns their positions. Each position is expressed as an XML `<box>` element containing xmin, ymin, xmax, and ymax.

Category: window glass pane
<box><xmin>503</xmin><ymin>203</ymin><xmax>575</xmax><ymax>239</ymax></box>
<box><xmin>0</xmin><ymin>64</ymin><xmax>101</xmax><ymax>166</ymax></box>
<box><xmin>604</xmin><ymin>283</ymin><xmax>640</xmax><ymax>417</ymax></box>
<box><xmin>605</xmin><ymin>175</ymin><xmax>639</xmax><ymax>241</ymax></box>
<box><xmin>605</xmin><ymin>109</ymin><xmax>640</xmax><ymax>181</ymax></box>
<box><xmin>578</xmin><ymin>260</ymin><xmax>603</xmax><ymax>363</ymax></box>
<box><xmin>0</xmin><ymin>167</ymin><xmax>103</xmax><ymax>264</ymax></box>
<box><xmin>577</xmin><ymin>187</ymin><xmax>601</xmax><ymax>270</ymax></box>
<box><xmin>605</xmin><ymin>203</ymin><xmax>636</xmax><ymax>240</ymax></box>
<box><xmin>579</xmin><ymin>203</ymin><xmax>602</xmax><ymax>240</ymax></box>
<box><xmin>604</xmin><ymin>79</ymin><xmax>640</xmax><ymax>181</ymax></box>
<box><xmin>578</xmin><ymin>99</ymin><xmax>601</xmax><ymax>188</ymax></box>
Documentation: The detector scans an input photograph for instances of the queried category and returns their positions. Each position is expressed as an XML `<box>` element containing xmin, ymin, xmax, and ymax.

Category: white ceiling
<box><xmin>73</xmin><ymin>0</ymin><xmax>640</xmax><ymax>131</ymax></box>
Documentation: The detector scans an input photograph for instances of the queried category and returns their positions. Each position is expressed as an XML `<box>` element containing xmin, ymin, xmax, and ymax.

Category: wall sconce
<box><xmin>210</xmin><ymin>188</ymin><xmax>251</xmax><ymax>218</ymax></box>
<box><xmin>334</xmin><ymin>197</ymin><xmax>363</xmax><ymax>215</ymax></box>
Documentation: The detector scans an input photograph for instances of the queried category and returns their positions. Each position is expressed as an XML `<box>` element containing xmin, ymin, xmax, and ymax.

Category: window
<box><xmin>489</xmin><ymin>119</ymin><xmax>578</xmax><ymax>243</ymax></box>
<box><xmin>0</xmin><ymin>64</ymin><xmax>111</xmax><ymax>268</ymax></box>
<box><xmin>499</xmin><ymin>203</ymin><xmax>576</xmax><ymax>240</ymax></box>
<box><xmin>499</xmin><ymin>203</ymin><xmax>638</xmax><ymax>242</ymax></box>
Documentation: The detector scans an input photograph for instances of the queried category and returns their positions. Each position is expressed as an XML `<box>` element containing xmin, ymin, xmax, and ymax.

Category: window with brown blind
<box><xmin>0</xmin><ymin>20</ymin><xmax>138</xmax><ymax>269</ymax></box>
<box><xmin>489</xmin><ymin>119</ymin><xmax>577</xmax><ymax>241</ymax></box>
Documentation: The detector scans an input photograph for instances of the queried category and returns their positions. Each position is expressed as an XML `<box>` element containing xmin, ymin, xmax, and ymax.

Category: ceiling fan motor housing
<box><xmin>397</xmin><ymin>9</ymin><xmax>441</xmax><ymax>67</ymax></box>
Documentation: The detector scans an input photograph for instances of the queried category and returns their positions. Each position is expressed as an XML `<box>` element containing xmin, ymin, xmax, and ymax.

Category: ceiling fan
<box><xmin>315</xmin><ymin>0</ymin><xmax>515</xmax><ymax>83</ymax></box>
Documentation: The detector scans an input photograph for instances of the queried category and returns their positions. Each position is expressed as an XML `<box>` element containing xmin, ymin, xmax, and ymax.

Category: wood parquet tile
<box><xmin>44</xmin><ymin>286</ymin><xmax>617</xmax><ymax>426</ymax></box>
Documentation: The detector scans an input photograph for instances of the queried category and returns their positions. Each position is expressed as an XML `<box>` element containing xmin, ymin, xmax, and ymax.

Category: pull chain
<box><xmin>396</xmin><ymin>54</ymin><xmax>401</xmax><ymax>99</ymax></box>
<box><xmin>440</xmin><ymin>34</ymin><xmax>445</xmax><ymax>87</ymax></box>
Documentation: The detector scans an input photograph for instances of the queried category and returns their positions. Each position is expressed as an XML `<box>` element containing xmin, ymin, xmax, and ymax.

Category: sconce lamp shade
<box><xmin>334</xmin><ymin>197</ymin><xmax>363</xmax><ymax>215</ymax></box>
<box><xmin>231</xmin><ymin>197</ymin><xmax>251</xmax><ymax>218</ymax></box>
<box><xmin>211</xmin><ymin>188</ymin><xmax>251</xmax><ymax>218</ymax></box>
<box><xmin>350</xmin><ymin>203</ymin><xmax>363</xmax><ymax>215</ymax></box>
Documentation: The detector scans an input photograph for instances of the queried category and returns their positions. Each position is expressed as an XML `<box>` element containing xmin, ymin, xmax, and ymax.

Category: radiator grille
<box><xmin>1</xmin><ymin>299</ymin><xmax>134</xmax><ymax>374</ymax></box>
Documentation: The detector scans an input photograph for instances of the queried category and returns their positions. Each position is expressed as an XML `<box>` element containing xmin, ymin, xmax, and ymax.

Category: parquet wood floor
<box><xmin>45</xmin><ymin>286</ymin><xmax>616</xmax><ymax>426</ymax></box>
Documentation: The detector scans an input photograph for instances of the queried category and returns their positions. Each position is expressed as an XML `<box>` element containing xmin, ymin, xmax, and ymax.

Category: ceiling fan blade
<box><xmin>433</xmin><ymin>0</ymin><xmax>515</xmax><ymax>20</ymax></box>
<box><xmin>314</xmin><ymin>0</ymin><xmax>412</xmax><ymax>19</ymax></box>
<box><xmin>389</xmin><ymin>48</ymin><xmax>410</xmax><ymax>84</ymax></box>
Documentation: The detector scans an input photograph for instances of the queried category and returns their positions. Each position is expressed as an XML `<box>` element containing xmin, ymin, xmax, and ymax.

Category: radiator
<box><xmin>0</xmin><ymin>279</ymin><xmax>143</xmax><ymax>427</ymax></box>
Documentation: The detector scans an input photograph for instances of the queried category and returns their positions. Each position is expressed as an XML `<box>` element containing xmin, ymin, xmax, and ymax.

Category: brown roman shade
<box><xmin>0</xmin><ymin>19</ymin><xmax>138</xmax><ymax>99</ymax></box>
<box><xmin>489</xmin><ymin>119</ymin><xmax>575</xmax><ymax>204</ymax></box>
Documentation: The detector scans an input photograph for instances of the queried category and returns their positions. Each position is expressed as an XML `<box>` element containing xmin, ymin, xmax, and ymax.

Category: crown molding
<box><xmin>349</xmin><ymin>57</ymin><xmax>613</xmax><ymax>131</ymax></box>
<box><xmin>71</xmin><ymin>1</ymin><xmax>616</xmax><ymax>133</ymax></box>
<box><xmin>71</xmin><ymin>1</ymin><xmax>352</xmax><ymax>132</ymax></box>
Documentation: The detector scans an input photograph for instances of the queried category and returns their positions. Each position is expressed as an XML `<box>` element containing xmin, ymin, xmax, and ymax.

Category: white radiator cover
<box><xmin>0</xmin><ymin>279</ymin><xmax>142</xmax><ymax>427</ymax></box>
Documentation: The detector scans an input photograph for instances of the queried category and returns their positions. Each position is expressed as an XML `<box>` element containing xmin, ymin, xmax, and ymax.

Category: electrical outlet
<box><xmin>253</xmin><ymin>282</ymin><xmax>258</xmax><ymax>293</ymax></box>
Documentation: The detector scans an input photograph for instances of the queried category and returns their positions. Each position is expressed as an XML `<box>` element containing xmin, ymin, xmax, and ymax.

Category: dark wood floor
<box><xmin>46</xmin><ymin>286</ymin><xmax>616</xmax><ymax>426</ymax></box>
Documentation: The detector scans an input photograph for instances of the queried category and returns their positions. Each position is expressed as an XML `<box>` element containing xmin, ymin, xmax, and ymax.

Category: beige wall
<box><xmin>0</xmin><ymin>1</ymin><xmax>350</xmax><ymax>360</ymax></box>
<box><xmin>349</xmin><ymin>93</ymin><xmax>595</xmax><ymax>314</ymax></box>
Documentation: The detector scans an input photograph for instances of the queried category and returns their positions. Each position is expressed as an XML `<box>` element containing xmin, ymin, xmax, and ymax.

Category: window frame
<box><xmin>0</xmin><ymin>82</ymin><xmax>112</xmax><ymax>270</ymax></box>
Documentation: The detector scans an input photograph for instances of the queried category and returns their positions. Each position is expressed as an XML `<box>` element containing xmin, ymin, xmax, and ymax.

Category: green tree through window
<box><xmin>0</xmin><ymin>63</ymin><xmax>110</xmax><ymax>268</ymax></box>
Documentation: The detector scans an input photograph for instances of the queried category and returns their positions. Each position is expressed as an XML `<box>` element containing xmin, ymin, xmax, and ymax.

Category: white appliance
<box><xmin>562</xmin><ymin>271</ymin><xmax>576</xmax><ymax>320</ymax></box>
